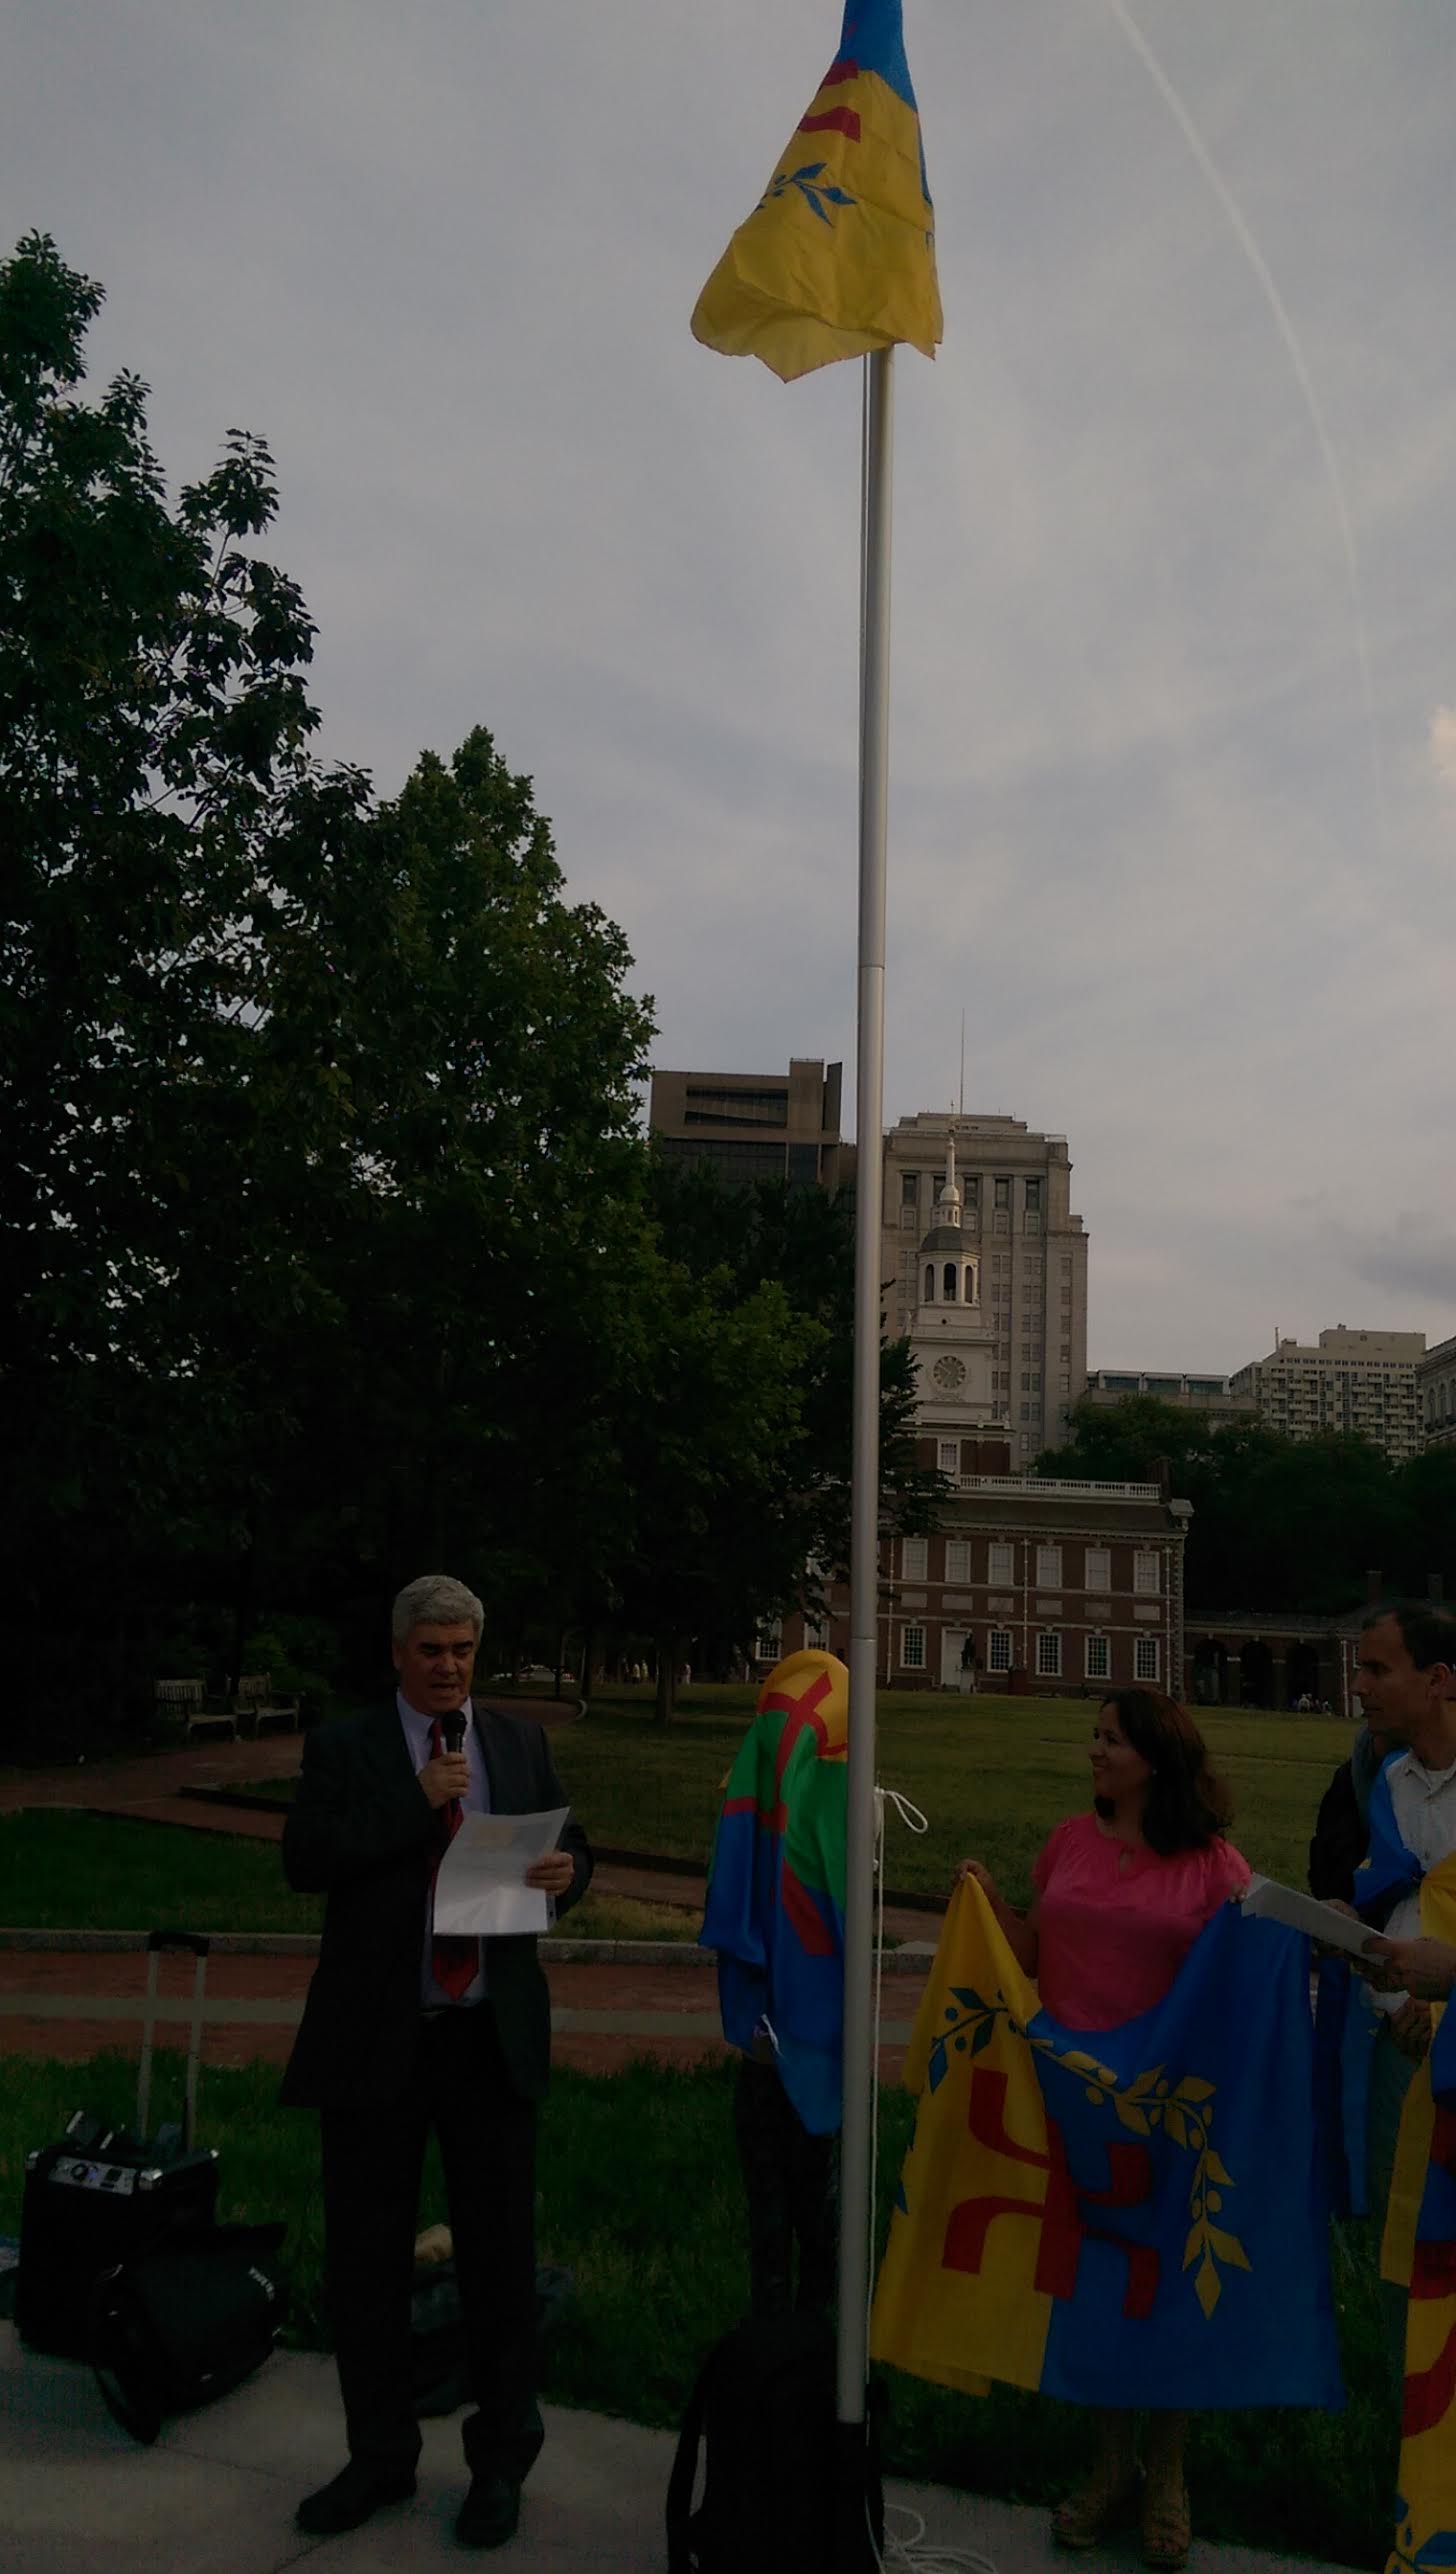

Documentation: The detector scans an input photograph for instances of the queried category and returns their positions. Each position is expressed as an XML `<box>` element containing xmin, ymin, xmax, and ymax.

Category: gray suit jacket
<box><xmin>279</xmin><ymin>1701</ymin><xmax>592</xmax><ymax>2108</ymax></box>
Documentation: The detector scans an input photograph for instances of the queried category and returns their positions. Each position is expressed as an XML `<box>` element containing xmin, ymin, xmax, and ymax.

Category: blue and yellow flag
<box><xmin>1389</xmin><ymin>1992</ymin><xmax>1456</xmax><ymax>2574</ymax></box>
<box><xmin>871</xmin><ymin>1881</ymin><xmax>1343</xmax><ymax>2411</ymax></box>
<box><xmin>692</xmin><ymin>0</ymin><xmax>942</xmax><ymax>382</ymax></box>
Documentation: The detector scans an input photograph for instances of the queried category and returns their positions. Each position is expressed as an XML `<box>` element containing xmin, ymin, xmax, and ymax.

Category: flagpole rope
<box><xmin>867</xmin><ymin>1787</ymin><xmax>995</xmax><ymax>2574</ymax></box>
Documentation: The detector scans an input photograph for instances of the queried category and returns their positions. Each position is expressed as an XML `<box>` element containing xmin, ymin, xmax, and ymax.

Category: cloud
<box><xmin>4</xmin><ymin>0</ymin><xmax>1456</xmax><ymax>1379</ymax></box>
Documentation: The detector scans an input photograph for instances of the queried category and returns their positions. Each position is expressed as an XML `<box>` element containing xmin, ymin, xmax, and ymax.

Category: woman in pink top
<box><xmin>954</xmin><ymin>1688</ymin><xmax>1250</xmax><ymax>2574</ymax></box>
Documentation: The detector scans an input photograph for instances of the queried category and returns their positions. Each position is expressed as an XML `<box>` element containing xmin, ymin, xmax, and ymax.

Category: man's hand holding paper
<box><xmin>432</xmin><ymin>1806</ymin><xmax>573</xmax><ymax>1937</ymax></box>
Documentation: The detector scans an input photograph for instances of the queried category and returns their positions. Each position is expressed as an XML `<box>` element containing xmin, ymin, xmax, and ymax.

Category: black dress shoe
<box><xmin>295</xmin><ymin>2460</ymin><xmax>417</xmax><ymax>2534</ymax></box>
<box><xmin>456</xmin><ymin>2470</ymin><xmax>521</xmax><ymax>2548</ymax></box>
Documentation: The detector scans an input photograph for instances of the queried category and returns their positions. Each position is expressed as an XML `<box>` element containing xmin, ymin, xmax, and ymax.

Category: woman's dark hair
<box><xmin>1098</xmin><ymin>1687</ymin><xmax>1233</xmax><ymax>1855</ymax></box>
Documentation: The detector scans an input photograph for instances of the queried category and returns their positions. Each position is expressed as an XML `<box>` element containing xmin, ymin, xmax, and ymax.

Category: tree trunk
<box><xmin>654</xmin><ymin>1637</ymin><xmax>678</xmax><ymax>1726</ymax></box>
<box><xmin>577</xmin><ymin>1626</ymin><xmax>595</xmax><ymax>1713</ymax></box>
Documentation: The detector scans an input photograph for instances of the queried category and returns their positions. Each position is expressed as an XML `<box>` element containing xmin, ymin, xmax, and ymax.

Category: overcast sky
<box><xmin>6</xmin><ymin>2</ymin><xmax>1455</xmax><ymax>1372</ymax></box>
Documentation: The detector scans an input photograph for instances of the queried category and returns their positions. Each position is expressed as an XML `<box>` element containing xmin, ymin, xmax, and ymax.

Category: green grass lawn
<box><xmin>0</xmin><ymin>2047</ymin><xmax>1392</xmax><ymax>2566</ymax></box>
<box><xmin>551</xmin><ymin>1688</ymin><xmax>1350</xmax><ymax>1904</ymax></box>
<box><xmin>2</xmin><ymin>1693</ymin><xmax>1352</xmax><ymax>1935</ymax></box>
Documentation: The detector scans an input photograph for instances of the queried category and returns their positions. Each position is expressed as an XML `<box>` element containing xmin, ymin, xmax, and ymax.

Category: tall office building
<box><xmin>1230</xmin><ymin>1326</ymin><xmax>1425</xmax><ymax>1463</ymax></box>
<box><xmin>1419</xmin><ymin>1334</ymin><xmax>1456</xmax><ymax>1451</ymax></box>
<box><xmin>882</xmin><ymin>1111</ymin><xmax>1088</xmax><ymax>1457</ymax></box>
<box><xmin>648</xmin><ymin>1058</ymin><xmax>850</xmax><ymax>1191</ymax></box>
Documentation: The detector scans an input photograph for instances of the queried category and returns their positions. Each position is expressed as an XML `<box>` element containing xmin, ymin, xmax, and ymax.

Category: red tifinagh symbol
<box><xmin>782</xmin><ymin>1863</ymin><xmax>836</xmax><ymax>1958</ymax></box>
<box><xmin>799</xmin><ymin>106</ymin><xmax>861</xmax><ymax>140</ymax></box>
<box><xmin>942</xmin><ymin>2067</ymin><xmax>1160</xmax><ymax>2321</ymax></box>
<box><xmin>799</xmin><ymin>52</ymin><xmax>861</xmax><ymax>141</ymax></box>
<box><xmin>1402</xmin><ymin>2302</ymin><xmax>1456</xmax><ymax>2436</ymax></box>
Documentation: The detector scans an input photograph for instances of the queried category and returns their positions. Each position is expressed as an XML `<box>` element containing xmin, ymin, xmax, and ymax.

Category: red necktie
<box><xmin>428</xmin><ymin>1719</ymin><xmax>478</xmax><ymax>2002</ymax></box>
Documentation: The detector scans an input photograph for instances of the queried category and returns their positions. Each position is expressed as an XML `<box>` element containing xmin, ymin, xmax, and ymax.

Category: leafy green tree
<box><xmin>627</xmin><ymin>1165</ymin><xmax>944</xmax><ymax>1710</ymax></box>
<box><xmin>1038</xmin><ymin>1397</ymin><xmax>1403</xmax><ymax>1615</ymax></box>
<box><xmin>1</xmin><ymin>232</ymin><xmax>345</xmax><ymax>1718</ymax></box>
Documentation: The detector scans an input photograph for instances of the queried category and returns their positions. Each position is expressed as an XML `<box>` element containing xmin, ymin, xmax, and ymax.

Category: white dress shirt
<box><xmin>396</xmin><ymin>1690</ymin><xmax>489</xmax><ymax>2008</ymax></box>
<box><xmin>1371</xmin><ymin>1746</ymin><xmax>1456</xmax><ymax>2015</ymax></box>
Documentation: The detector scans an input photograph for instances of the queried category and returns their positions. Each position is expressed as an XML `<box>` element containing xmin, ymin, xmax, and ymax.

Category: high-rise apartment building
<box><xmin>1230</xmin><ymin>1327</ymin><xmax>1426</xmax><ymax>1462</ymax></box>
<box><xmin>1416</xmin><ymin>1333</ymin><xmax>1456</xmax><ymax>1450</ymax></box>
<box><xmin>648</xmin><ymin>1058</ymin><xmax>850</xmax><ymax>1191</ymax></box>
<box><xmin>881</xmin><ymin>1111</ymin><xmax>1088</xmax><ymax>1457</ymax></box>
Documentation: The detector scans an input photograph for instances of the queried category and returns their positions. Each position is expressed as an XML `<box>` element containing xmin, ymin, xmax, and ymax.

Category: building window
<box><xmin>946</xmin><ymin>1539</ymin><xmax>971</xmax><ymax>1584</ymax></box>
<box><xmin>1020</xmin><ymin>1402</ymin><xmax>1030</xmax><ymax>1421</ymax></box>
<box><xmin>901</xmin><ymin>1171</ymin><xmax>919</xmax><ymax>1206</ymax></box>
<box><xmin>901</xmin><ymin>1624</ymin><xmax>926</xmax><ymax>1670</ymax></box>
<box><xmin>754</xmin><ymin>1621</ymin><xmax>782</xmax><ymax>1662</ymax></box>
<box><xmin>1133</xmin><ymin>1550</ymin><xmax>1160</xmax><ymax>1596</ymax></box>
<box><xmin>963</xmin><ymin>1176</ymin><xmax>980</xmax><ymax>1209</ymax></box>
<box><xmin>1058</xmin><ymin>1372</ymin><xmax>1070</xmax><ymax>1394</ymax></box>
<box><xmin>1036</xmin><ymin>1630</ymin><xmax>1062</xmax><ymax>1678</ymax></box>
<box><xmin>938</xmin><ymin>1440</ymin><xmax>959</xmax><ymax>1473</ymax></box>
<box><xmin>1036</xmin><ymin>1544</ymin><xmax>1062</xmax><ymax>1587</ymax></box>
<box><xmin>900</xmin><ymin>1204</ymin><xmax>916</xmax><ymax>1230</ymax></box>
<box><xmin>804</xmin><ymin>1617</ymin><xmax>829</xmax><ymax>1650</ymax></box>
<box><xmin>1135</xmin><ymin>1635</ymin><xmax>1161</xmax><ymax>1682</ymax></box>
<box><xmin>988</xmin><ymin>1541</ymin><xmax>1014</xmax><ymax>1584</ymax></box>
<box><xmin>924</xmin><ymin>1264</ymin><xmax>935</xmax><ymax>1301</ymax></box>
<box><xmin>1021</xmin><ymin>1371</ymin><xmax>1032</xmax><ymax>1393</ymax></box>
<box><xmin>1085</xmin><ymin>1634</ymin><xmax>1110</xmax><ymax>1681</ymax></box>
<box><xmin>943</xmin><ymin>1262</ymin><xmax>958</xmax><ymax>1300</ymax></box>
<box><xmin>988</xmin><ymin>1628</ymin><xmax>1013</xmax><ymax>1673</ymax></box>
<box><xmin>1084</xmin><ymin>1546</ymin><xmax>1110</xmax><ymax>1591</ymax></box>
<box><xmin>1025</xmin><ymin>1179</ymin><xmax>1042</xmax><ymax>1212</ymax></box>
<box><xmin>902</xmin><ymin>1536</ymin><xmax>928</xmax><ymax>1581</ymax></box>
<box><xmin>995</xmin><ymin>1178</ymin><xmax>1011</xmax><ymax>1208</ymax></box>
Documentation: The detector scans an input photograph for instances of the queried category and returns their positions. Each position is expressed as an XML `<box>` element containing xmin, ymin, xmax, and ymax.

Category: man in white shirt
<box><xmin>1350</xmin><ymin>1601</ymin><xmax>1456</xmax><ymax>2370</ymax></box>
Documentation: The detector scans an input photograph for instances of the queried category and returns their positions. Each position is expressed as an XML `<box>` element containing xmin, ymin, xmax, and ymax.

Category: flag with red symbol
<box><xmin>701</xmin><ymin>1650</ymin><xmax>849</xmax><ymax>2134</ymax></box>
<box><xmin>871</xmin><ymin>1880</ymin><xmax>1343</xmax><ymax>2408</ymax></box>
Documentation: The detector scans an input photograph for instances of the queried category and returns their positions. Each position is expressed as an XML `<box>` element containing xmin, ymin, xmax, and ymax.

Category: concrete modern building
<box><xmin>1084</xmin><ymin>1369</ymin><xmax>1258</xmax><ymax>1423</ymax></box>
<box><xmin>1418</xmin><ymin>1333</ymin><xmax>1456</xmax><ymax>1450</ymax></box>
<box><xmin>648</xmin><ymin>1058</ymin><xmax>851</xmax><ymax>1191</ymax></box>
<box><xmin>881</xmin><ymin>1110</ymin><xmax>1088</xmax><ymax>1458</ymax></box>
<box><xmin>763</xmin><ymin>1444</ymin><xmax>1190</xmax><ymax>1698</ymax></box>
<box><xmin>1230</xmin><ymin>1327</ymin><xmax>1426</xmax><ymax>1463</ymax></box>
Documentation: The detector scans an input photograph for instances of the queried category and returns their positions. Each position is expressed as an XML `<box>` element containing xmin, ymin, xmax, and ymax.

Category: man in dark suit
<box><xmin>281</xmin><ymin>1573</ymin><xmax>592</xmax><ymax>2550</ymax></box>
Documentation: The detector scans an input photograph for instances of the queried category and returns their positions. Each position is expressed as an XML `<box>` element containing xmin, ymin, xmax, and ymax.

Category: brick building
<box><xmin>765</xmin><ymin>1444</ymin><xmax>1190</xmax><ymax>1698</ymax></box>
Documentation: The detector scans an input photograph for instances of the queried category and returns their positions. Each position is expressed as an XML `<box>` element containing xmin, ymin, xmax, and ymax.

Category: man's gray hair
<box><xmin>391</xmin><ymin>1574</ymin><xmax>485</xmax><ymax>1644</ymax></box>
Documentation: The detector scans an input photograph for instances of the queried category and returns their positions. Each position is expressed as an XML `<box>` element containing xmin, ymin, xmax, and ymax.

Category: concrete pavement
<box><xmin>1</xmin><ymin>2324</ymin><xmax>1356</xmax><ymax>2574</ymax></box>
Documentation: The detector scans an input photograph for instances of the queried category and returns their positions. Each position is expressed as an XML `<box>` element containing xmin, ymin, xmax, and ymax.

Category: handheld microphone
<box><xmin>442</xmin><ymin>1712</ymin><xmax>467</xmax><ymax>1757</ymax></box>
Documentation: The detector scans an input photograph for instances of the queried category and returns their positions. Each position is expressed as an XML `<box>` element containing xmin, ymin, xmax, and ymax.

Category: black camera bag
<box><xmin>89</xmin><ymin>2221</ymin><xmax>288</xmax><ymax>2444</ymax></box>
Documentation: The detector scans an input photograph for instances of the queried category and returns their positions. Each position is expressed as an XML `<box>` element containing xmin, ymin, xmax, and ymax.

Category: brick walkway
<box><xmin>0</xmin><ymin>1732</ymin><xmax>931</xmax><ymax>2079</ymax></box>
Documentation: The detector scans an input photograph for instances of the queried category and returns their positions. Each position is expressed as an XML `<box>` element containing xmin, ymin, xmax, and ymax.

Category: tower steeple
<box><xmin>938</xmin><ymin>1132</ymin><xmax>961</xmax><ymax>1230</ymax></box>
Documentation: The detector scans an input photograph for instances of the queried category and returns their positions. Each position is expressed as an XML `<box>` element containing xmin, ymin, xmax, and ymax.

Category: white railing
<box><xmin>957</xmin><ymin>1475</ymin><xmax>1162</xmax><ymax>1501</ymax></box>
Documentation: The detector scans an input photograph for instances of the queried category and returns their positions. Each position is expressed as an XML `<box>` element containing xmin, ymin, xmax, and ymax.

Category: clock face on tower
<box><xmin>932</xmin><ymin>1354</ymin><xmax>967</xmax><ymax>1392</ymax></box>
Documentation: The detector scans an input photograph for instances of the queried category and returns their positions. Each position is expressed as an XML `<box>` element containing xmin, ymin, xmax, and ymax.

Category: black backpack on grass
<box><xmin>665</xmin><ymin>2311</ymin><xmax>882</xmax><ymax>2574</ymax></box>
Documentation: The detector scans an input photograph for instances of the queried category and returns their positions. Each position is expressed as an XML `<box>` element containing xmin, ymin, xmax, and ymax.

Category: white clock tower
<box><xmin>908</xmin><ymin>1134</ymin><xmax>1005</xmax><ymax>1429</ymax></box>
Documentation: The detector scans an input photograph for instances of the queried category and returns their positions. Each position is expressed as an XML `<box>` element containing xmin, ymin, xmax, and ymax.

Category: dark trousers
<box><xmin>732</xmin><ymin>2055</ymin><xmax>838</xmax><ymax>2318</ymax></box>
<box><xmin>320</xmin><ymin>2003</ymin><xmax>543</xmax><ymax>2482</ymax></box>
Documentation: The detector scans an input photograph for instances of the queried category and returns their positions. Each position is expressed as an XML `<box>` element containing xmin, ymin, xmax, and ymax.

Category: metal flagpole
<box><xmin>837</xmin><ymin>341</ymin><xmax>894</xmax><ymax>2509</ymax></box>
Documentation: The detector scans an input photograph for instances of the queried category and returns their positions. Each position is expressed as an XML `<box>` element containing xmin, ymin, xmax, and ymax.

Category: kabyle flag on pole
<box><xmin>691</xmin><ymin>0</ymin><xmax>942</xmax><ymax>381</ymax></box>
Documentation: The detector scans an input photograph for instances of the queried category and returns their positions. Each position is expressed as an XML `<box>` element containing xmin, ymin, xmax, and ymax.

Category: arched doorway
<box><xmin>1285</xmin><ymin>1641</ymin><xmax>1321</xmax><ymax>1708</ymax></box>
<box><xmin>1239</xmin><ymin>1640</ymin><xmax>1274</xmax><ymax>1709</ymax></box>
<box><xmin>1190</xmin><ymin>1639</ymin><xmax>1228</xmax><ymax>1707</ymax></box>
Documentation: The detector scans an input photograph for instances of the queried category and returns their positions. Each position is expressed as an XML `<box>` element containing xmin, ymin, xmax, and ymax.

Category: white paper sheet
<box><xmin>433</xmin><ymin>1806</ymin><xmax>571</xmax><ymax>1937</ymax></box>
<box><xmin>1239</xmin><ymin>1873</ymin><xmax>1374</xmax><ymax>1958</ymax></box>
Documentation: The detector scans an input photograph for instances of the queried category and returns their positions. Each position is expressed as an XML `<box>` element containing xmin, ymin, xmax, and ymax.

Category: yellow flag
<box><xmin>692</xmin><ymin>0</ymin><xmax>942</xmax><ymax>383</ymax></box>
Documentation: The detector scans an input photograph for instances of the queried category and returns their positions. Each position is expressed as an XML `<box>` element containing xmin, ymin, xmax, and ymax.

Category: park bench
<box><xmin>232</xmin><ymin>1672</ymin><xmax>300</xmax><ymax>1740</ymax></box>
<box><xmin>154</xmin><ymin>1677</ymin><xmax>235</xmax><ymax>1746</ymax></box>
